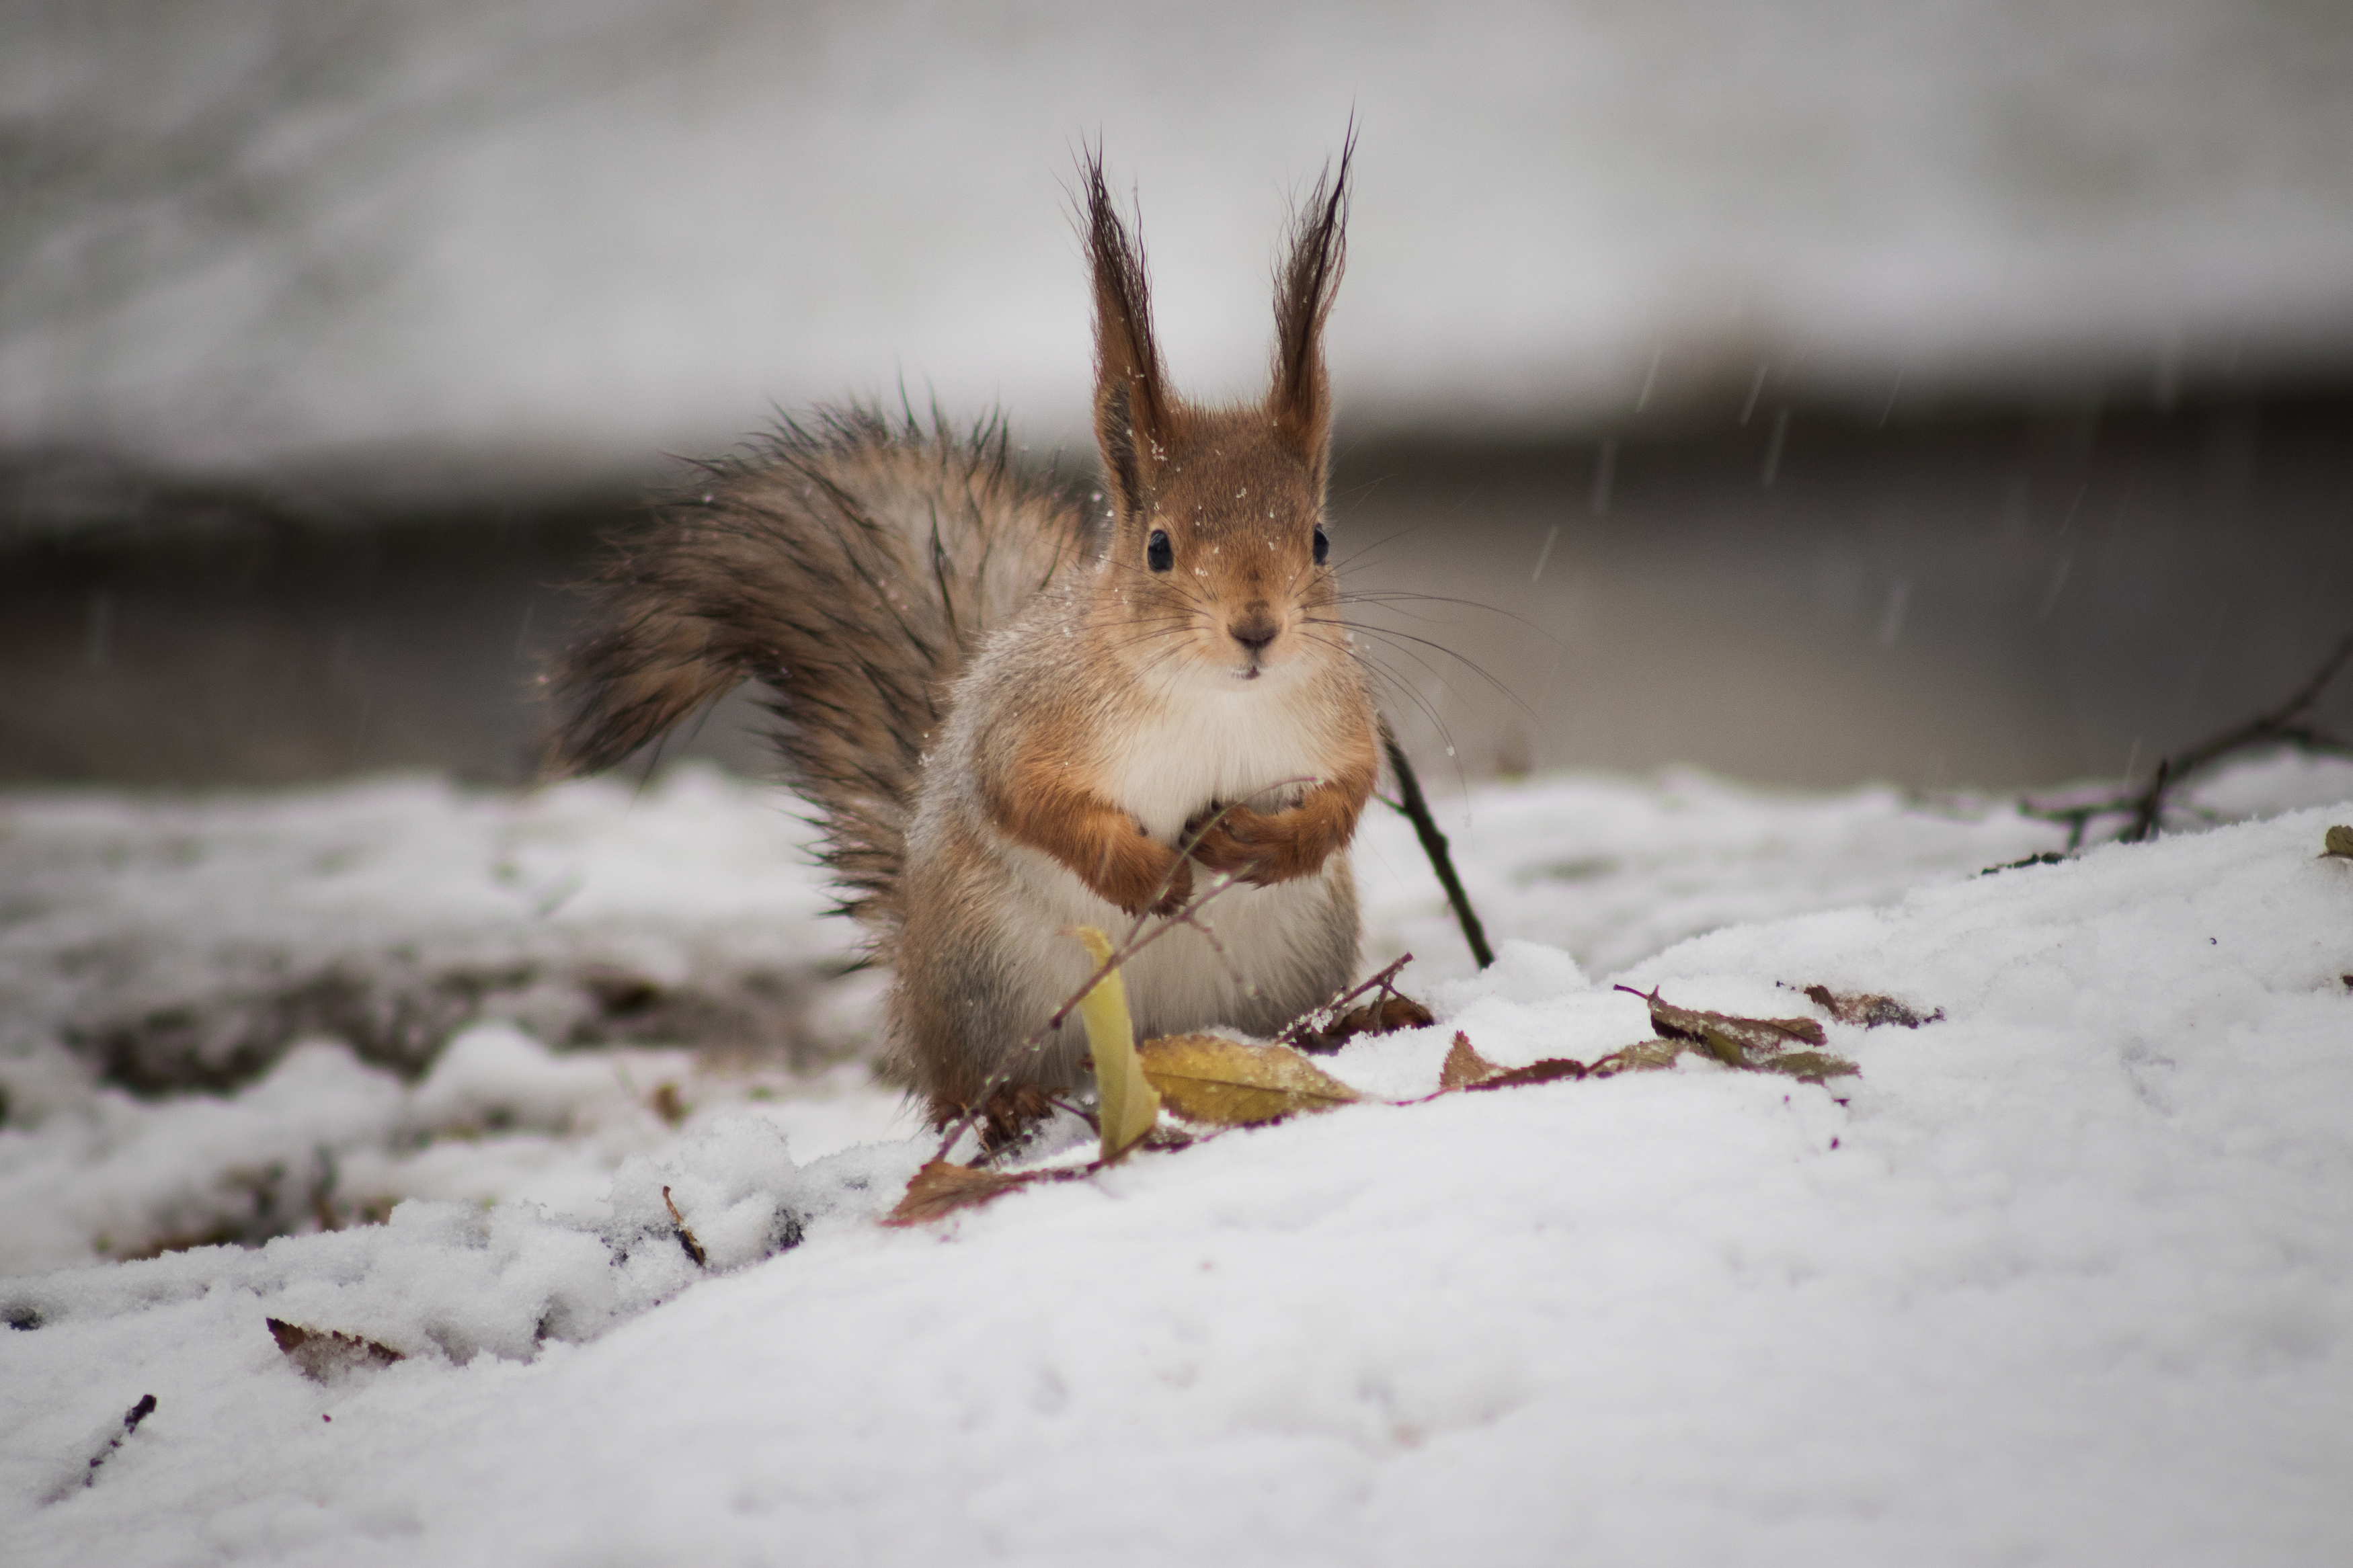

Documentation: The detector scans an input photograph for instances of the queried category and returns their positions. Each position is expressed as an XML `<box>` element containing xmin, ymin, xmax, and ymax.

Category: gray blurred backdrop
<box><xmin>6</xmin><ymin>0</ymin><xmax>2352</xmax><ymax>792</ymax></box>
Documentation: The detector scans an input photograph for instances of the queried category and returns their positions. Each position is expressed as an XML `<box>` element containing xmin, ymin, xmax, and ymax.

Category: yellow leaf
<box><xmin>1068</xmin><ymin>926</ymin><xmax>1161</xmax><ymax>1162</ymax></box>
<box><xmin>1136</xmin><ymin>1034</ymin><xmax>1361</xmax><ymax>1126</ymax></box>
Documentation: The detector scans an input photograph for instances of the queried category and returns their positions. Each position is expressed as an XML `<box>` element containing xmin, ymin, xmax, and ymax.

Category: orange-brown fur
<box><xmin>549</xmin><ymin>145</ymin><xmax>1375</xmax><ymax>1133</ymax></box>
<box><xmin>990</xmin><ymin>736</ymin><xmax>1196</xmax><ymax>916</ymax></box>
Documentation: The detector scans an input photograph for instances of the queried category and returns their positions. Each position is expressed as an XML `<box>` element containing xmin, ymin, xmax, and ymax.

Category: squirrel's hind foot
<box><xmin>932</xmin><ymin>1082</ymin><xmax>1062</xmax><ymax>1157</ymax></box>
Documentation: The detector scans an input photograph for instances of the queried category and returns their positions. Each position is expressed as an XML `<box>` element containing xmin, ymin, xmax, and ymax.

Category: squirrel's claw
<box><xmin>1188</xmin><ymin>804</ymin><xmax>1280</xmax><ymax>885</ymax></box>
<box><xmin>1146</xmin><ymin>855</ymin><xmax>1195</xmax><ymax>915</ymax></box>
<box><xmin>1189</xmin><ymin>794</ymin><xmax>1357</xmax><ymax>888</ymax></box>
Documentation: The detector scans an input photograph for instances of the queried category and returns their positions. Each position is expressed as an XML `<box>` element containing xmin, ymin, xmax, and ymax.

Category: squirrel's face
<box><xmin>1082</xmin><ymin>145</ymin><xmax>1353</xmax><ymax>692</ymax></box>
<box><xmin>1106</xmin><ymin>415</ymin><xmax>1339</xmax><ymax>688</ymax></box>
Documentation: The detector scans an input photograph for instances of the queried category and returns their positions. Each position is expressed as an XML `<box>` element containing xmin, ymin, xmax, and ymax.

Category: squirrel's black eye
<box><xmin>1312</xmin><ymin>524</ymin><xmax>1329</xmax><ymax>565</ymax></box>
<box><xmin>1147</xmin><ymin>530</ymin><xmax>1173</xmax><ymax>572</ymax></box>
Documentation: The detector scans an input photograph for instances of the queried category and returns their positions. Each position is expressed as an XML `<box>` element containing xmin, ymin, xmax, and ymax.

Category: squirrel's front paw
<box><xmin>1146</xmin><ymin>854</ymin><xmax>1195</xmax><ymax>915</ymax></box>
<box><xmin>1096</xmin><ymin>837</ymin><xmax>1194</xmax><ymax>916</ymax></box>
<box><xmin>1189</xmin><ymin>802</ymin><xmax>1320</xmax><ymax>886</ymax></box>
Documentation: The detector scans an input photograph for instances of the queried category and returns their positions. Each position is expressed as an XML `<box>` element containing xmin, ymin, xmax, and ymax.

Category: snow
<box><xmin>8</xmin><ymin>1</ymin><xmax>2353</xmax><ymax>470</ymax></box>
<box><xmin>4</xmin><ymin>755</ymin><xmax>2352</xmax><ymax>1563</ymax></box>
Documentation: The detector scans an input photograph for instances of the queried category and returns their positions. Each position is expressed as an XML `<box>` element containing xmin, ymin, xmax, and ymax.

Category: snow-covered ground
<box><xmin>4</xmin><ymin>754</ymin><xmax>2352</xmax><ymax>1564</ymax></box>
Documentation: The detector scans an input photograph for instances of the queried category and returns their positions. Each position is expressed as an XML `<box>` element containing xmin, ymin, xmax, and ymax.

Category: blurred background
<box><xmin>7</xmin><ymin>0</ymin><xmax>2352</xmax><ymax>794</ymax></box>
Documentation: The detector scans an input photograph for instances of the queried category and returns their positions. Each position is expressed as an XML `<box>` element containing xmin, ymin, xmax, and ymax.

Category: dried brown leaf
<box><xmin>883</xmin><ymin>1161</ymin><xmax>1041</xmax><ymax>1227</ymax></box>
<box><xmin>1287</xmin><ymin>968</ymin><xmax>1435</xmax><ymax>1054</ymax></box>
<box><xmin>1339</xmin><ymin>993</ymin><xmax>1436</xmax><ymax>1037</ymax></box>
<box><xmin>1800</xmin><ymin>984</ymin><xmax>1944</xmax><ymax>1030</ymax></box>
<box><xmin>1137</xmin><ymin>1034</ymin><xmax>1361</xmax><ymax>1126</ymax></box>
<box><xmin>1618</xmin><ymin>986</ymin><xmax>1826</xmax><ymax>1067</ymax></box>
<box><xmin>1460</xmin><ymin>1057</ymin><xmax>1589</xmax><ymax>1092</ymax></box>
<box><xmin>1589</xmin><ymin>1038</ymin><xmax>1688</xmax><ymax>1077</ymax></box>
<box><xmin>1760</xmin><ymin>1050</ymin><xmax>1862</xmax><ymax>1084</ymax></box>
<box><xmin>267</xmin><ymin>1317</ymin><xmax>403</xmax><ymax>1382</ymax></box>
<box><xmin>1438</xmin><ymin>1031</ymin><xmax>1501</xmax><ymax>1089</ymax></box>
<box><xmin>2323</xmin><ymin>825</ymin><xmax>2353</xmax><ymax>860</ymax></box>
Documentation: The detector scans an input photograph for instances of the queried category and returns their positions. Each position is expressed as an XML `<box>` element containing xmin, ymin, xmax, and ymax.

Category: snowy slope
<box><xmin>2</xmin><ymin>759</ymin><xmax>2350</xmax><ymax>1564</ymax></box>
<box><xmin>1</xmin><ymin>757</ymin><xmax>2102</xmax><ymax>1276</ymax></box>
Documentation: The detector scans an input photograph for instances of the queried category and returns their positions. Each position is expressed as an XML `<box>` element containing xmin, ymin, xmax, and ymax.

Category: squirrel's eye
<box><xmin>1312</xmin><ymin>524</ymin><xmax>1329</xmax><ymax>565</ymax></box>
<box><xmin>1147</xmin><ymin>530</ymin><xmax>1173</xmax><ymax>572</ymax></box>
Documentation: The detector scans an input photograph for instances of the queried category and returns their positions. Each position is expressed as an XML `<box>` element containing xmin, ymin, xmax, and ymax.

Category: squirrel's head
<box><xmin>1082</xmin><ymin>145</ymin><xmax>1351</xmax><ymax>689</ymax></box>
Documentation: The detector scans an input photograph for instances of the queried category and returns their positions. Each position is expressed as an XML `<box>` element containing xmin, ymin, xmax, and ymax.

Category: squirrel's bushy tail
<box><xmin>547</xmin><ymin>405</ymin><xmax>1092</xmax><ymax>945</ymax></box>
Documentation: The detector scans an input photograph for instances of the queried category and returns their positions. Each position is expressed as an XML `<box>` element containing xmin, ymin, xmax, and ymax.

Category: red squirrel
<box><xmin>549</xmin><ymin>149</ymin><xmax>1378</xmax><ymax>1137</ymax></box>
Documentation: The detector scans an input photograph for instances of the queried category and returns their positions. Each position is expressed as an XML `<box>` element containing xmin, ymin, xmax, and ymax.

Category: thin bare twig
<box><xmin>660</xmin><ymin>1186</ymin><xmax>705</xmax><ymax>1268</ymax></box>
<box><xmin>2022</xmin><ymin>632</ymin><xmax>2353</xmax><ymax>849</ymax></box>
<box><xmin>1379</xmin><ymin>718</ymin><xmax>1494</xmax><ymax>967</ymax></box>
<box><xmin>1277</xmin><ymin>952</ymin><xmax>1416</xmax><ymax>1049</ymax></box>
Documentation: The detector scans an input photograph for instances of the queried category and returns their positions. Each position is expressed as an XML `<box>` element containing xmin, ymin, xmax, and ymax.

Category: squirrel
<box><xmin>547</xmin><ymin>148</ymin><xmax>1378</xmax><ymax>1140</ymax></box>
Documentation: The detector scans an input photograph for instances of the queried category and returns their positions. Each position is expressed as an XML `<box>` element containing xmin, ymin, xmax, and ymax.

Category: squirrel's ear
<box><xmin>1085</xmin><ymin>155</ymin><xmax>1175</xmax><ymax>522</ymax></box>
<box><xmin>1267</xmin><ymin>135</ymin><xmax>1352</xmax><ymax>490</ymax></box>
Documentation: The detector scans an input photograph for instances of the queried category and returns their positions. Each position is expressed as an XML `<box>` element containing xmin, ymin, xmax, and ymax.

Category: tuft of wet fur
<box><xmin>546</xmin><ymin>405</ymin><xmax>1094</xmax><ymax>953</ymax></box>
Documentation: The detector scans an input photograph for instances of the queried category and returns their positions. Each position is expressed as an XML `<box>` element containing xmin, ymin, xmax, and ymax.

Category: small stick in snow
<box><xmin>52</xmin><ymin>1394</ymin><xmax>157</xmax><ymax>1500</ymax></box>
<box><xmin>662</xmin><ymin>1186</ymin><xmax>707</xmax><ymax>1268</ymax></box>
<box><xmin>1277</xmin><ymin>952</ymin><xmax>1431</xmax><ymax>1053</ymax></box>
<box><xmin>2022</xmin><ymin>631</ymin><xmax>2353</xmax><ymax>849</ymax></box>
<box><xmin>1380</xmin><ymin>719</ymin><xmax>1494</xmax><ymax>968</ymax></box>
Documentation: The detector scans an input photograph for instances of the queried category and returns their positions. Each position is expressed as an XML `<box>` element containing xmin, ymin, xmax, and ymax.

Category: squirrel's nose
<box><xmin>1228</xmin><ymin>611</ymin><xmax>1279</xmax><ymax>653</ymax></box>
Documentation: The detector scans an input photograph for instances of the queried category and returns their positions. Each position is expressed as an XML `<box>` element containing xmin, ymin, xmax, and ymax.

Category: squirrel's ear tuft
<box><xmin>1084</xmin><ymin>152</ymin><xmax>1175</xmax><ymax>521</ymax></box>
<box><xmin>1267</xmin><ymin>131</ymin><xmax>1352</xmax><ymax>489</ymax></box>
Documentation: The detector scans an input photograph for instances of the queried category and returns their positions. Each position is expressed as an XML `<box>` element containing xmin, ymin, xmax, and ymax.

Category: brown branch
<box><xmin>1379</xmin><ymin>718</ymin><xmax>1494</xmax><ymax>968</ymax></box>
<box><xmin>1277</xmin><ymin>952</ymin><xmax>1415</xmax><ymax>1049</ymax></box>
<box><xmin>661</xmin><ymin>1186</ymin><xmax>706</xmax><ymax>1268</ymax></box>
<box><xmin>2022</xmin><ymin>630</ymin><xmax>2353</xmax><ymax>849</ymax></box>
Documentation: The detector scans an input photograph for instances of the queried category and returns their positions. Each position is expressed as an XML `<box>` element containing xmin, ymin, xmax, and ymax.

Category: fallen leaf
<box><xmin>1334</xmin><ymin>993</ymin><xmax>1436</xmax><ymax>1038</ymax></box>
<box><xmin>1589</xmin><ymin>1038</ymin><xmax>1688</xmax><ymax>1076</ymax></box>
<box><xmin>1759</xmin><ymin>1050</ymin><xmax>1862</xmax><ymax>1083</ymax></box>
<box><xmin>1284</xmin><ymin>956</ymin><xmax>1434</xmax><ymax>1053</ymax></box>
<box><xmin>2323</xmin><ymin>825</ymin><xmax>2353</xmax><ymax>860</ymax></box>
<box><xmin>1460</xmin><ymin>1057</ymin><xmax>1589</xmax><ymax>1092</ymax></box>
<box><xmin>1068</xmin><ymin>926</ymin><xmax>1162</xmax><ymax>1162</ymax></box>
<box><xmin>267</xmin><ymin>1318</ymin><xmax>403</xmax><ymax>1382</ymax></box>
<box><xmin>1799</xmin><ymin>984</ymin><xmax>1945</xmax><ymax>1029</ymax></box>
<box><xmin>1435</xmin><ymin>1031</ymin><xmax>1591</xmax><ymax>1092</ymax></box>
<box><xmin>1619</xmin><ymin>986</ymin><xmax>1827</xmax><ymax>1067</ymax></box>
<box><xmin>882</xmin><ymin>1161</ymin><xmax>1041</xmax><ymax>1226</ymax></box>
<box><xmin>1136</xmin><ymin>1034</ymin><xmax>1361</xmax><ymax>1126</ymax></box>
<box><xmin>1439</xmin><ymin>1032</ymin><xmax>1501</xmax><ymax>1089</ymax></box>
<box><xmin>1613</xmin><ymin>987</ymin><xmax>1860</xmax><ymax>1080</ymax></box>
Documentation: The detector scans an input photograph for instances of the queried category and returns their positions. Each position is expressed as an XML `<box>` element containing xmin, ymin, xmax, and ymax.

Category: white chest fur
<box><xmin>1105</xmin><ymin>671</ymin><xmax>1332</xmax><ymax>841</ymax></box>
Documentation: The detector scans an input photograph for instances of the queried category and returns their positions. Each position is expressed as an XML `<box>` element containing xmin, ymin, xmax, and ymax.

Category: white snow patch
<box><xmin>1</xmin><ymin>756</ymin><xmax>2350</xmax><ymax>1563</ymax></box>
